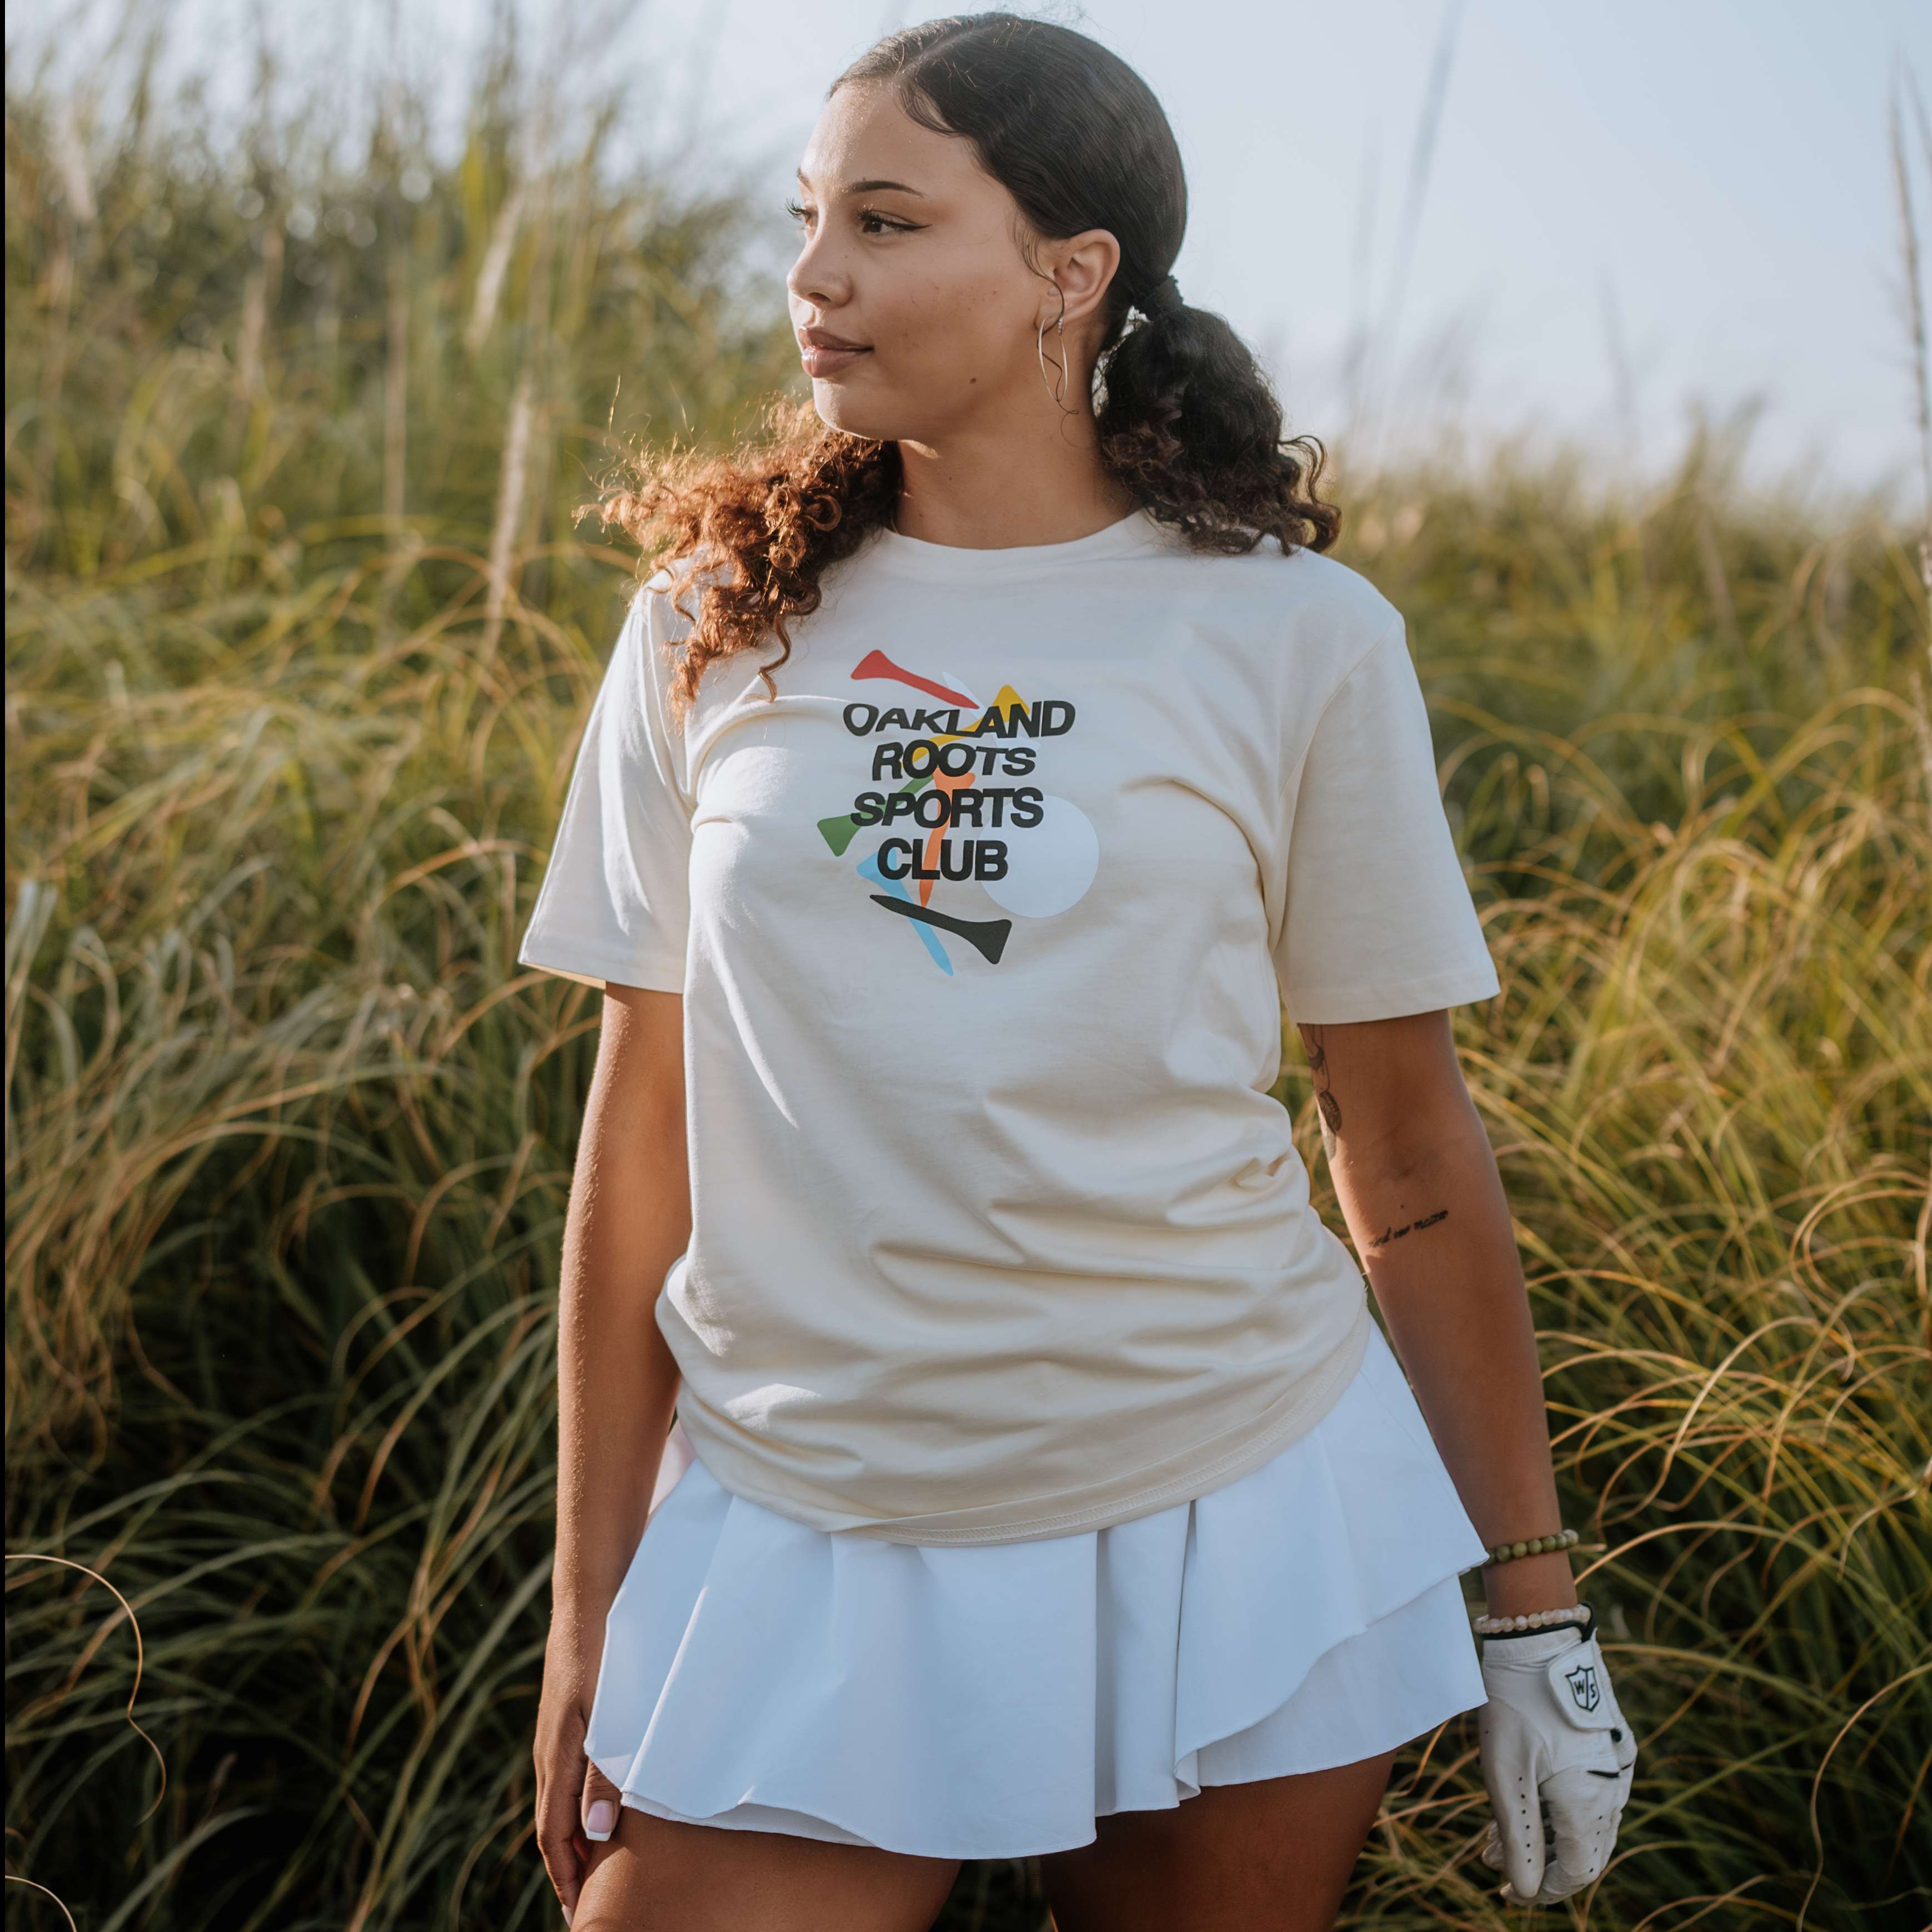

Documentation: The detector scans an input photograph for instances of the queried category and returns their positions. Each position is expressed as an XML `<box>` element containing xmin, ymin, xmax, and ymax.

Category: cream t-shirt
<box><xmin>520</xmin><ymin>512</ymin><xmax>1498</xmax><ymax>1543</ymax></box>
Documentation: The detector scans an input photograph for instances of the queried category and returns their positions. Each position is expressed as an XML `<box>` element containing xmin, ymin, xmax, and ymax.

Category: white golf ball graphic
<box><xmin>983</xmin><ymin>795</ymin><xmax>1099</xmax><ymax>919</ymax></box>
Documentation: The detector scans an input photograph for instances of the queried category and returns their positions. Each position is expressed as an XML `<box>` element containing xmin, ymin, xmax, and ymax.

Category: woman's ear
<box><xmin>1044</xmin><ymin>227</ymin><xmax>1122</xmax><ymax>331</ymax></box>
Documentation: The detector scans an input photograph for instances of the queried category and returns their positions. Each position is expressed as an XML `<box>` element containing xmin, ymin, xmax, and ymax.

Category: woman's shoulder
<box><xmin>1144</xmin><ymin>529</ymin><xmax>1403</xmax><ymax>680</ymax></box>
<box><xmin>1285</xmin><ymin>548</ymin><xmax>1399</xmax><ymax>653</ymax></box>
<box><xmin>628</xmin><ymin>553</ymin><xmax>741</xmax><ymax>665</ymax></box>
<box><xmin>618</xmin><ymin>559</ymin><xmax>779</xmax><ymax>727</ymax></box>
<box><xmin>636</xmin><ymin>550</ymin><xmax>722</xmax><ymax>635</ymax></box>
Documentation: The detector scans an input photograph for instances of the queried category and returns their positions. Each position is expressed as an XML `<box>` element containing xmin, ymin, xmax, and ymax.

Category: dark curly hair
<box><xmin>604</xmin><ymin>12</ymin><xmax>1339</xmax><ymax>715</ymax></box>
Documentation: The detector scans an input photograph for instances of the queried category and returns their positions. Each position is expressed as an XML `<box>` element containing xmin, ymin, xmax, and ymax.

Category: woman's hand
<box><xmin>533</xmin><ymin>1628</ymin><xmax>599</xmax><ymax>1918</ymax></box>
<box><xmin>1478</xmin><ymin>1620</ymin><xmax>1638</xmax><ymax>1902</ymax></box>
<box><xmin>534</xmin><ymin>1621</ymin><xmax>632</xmax><ymax>1919</ymax></box>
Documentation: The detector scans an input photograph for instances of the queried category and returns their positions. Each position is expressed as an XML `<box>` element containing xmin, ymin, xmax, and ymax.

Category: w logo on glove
<box><xmin>1563</xmin><ymin>1661</ymin><xmax>1601</xmax><ymax>1714</ymax></box>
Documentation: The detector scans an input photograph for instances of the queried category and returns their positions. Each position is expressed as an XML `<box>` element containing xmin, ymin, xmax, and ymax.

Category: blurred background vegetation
<box><xmin>5</xmin><ymin>14</ymin><xmax>1929</xmax><ymax>1931</ymax></box>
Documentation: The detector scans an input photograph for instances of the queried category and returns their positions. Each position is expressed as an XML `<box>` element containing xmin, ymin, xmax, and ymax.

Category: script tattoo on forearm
<box><xmin>1368</xmin><ymin>1208</ymin><xmax>1450</xmax><ymax>1250</ymax></box>
<box><xmin>1304</xmin><ymin>1026</ymin><xmax>1342</xmax><ymax>1157</ymax></box>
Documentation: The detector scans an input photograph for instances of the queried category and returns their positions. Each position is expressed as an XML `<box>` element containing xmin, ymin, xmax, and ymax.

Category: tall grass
<box><xmin>7</xmin><ymin>36</ymin><xmax>1930</xmax><ymax>1932</ymax></box>
<box><xmin>1307</xmin><ymin>666</ymin><xmax>1931</xmax><ymax>1927</ymax></box>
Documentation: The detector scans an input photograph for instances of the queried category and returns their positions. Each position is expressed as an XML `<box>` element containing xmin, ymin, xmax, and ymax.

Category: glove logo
<box><xmin>1564</xmin><ymin>1661</ymin><xmax>1602</xmax><ymax>1714</ymax></box>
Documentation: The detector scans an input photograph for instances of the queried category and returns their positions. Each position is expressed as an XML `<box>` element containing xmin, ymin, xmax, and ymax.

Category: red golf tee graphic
<box><xmin>852</xmin><ymin>649</ymin><xmax>974</xmax><ymax>708</ymax></box>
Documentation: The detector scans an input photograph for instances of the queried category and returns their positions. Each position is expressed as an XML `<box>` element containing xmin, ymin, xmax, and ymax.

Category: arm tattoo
<box><xmin>1305</xmin><ymin>1026</ymin><xmax>1342</xmax><ymax>1157</ymax></box>
<box><xmin>1368</xmin><ymin>1208</ymin><xmax>1450</xmax><ymax>1250</ymax></box>
<box><xmin>1299</xmin><ymin>1026</ymin><xmax>1451</xmax><ymax>1249</ymax></box>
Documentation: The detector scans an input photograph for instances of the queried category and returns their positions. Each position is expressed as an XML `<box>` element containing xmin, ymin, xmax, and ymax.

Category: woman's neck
<box><xmin>892</xmin><ymin>403</ymin><xmax>1134</xmax><ymax>550</ymax></box>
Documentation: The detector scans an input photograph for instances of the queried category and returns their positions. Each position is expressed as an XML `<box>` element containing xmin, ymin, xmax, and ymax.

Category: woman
<box><xmin>524</xmin><ymin>16</ymin><xmax>1635</xmax><ymax>1929</ymax></box>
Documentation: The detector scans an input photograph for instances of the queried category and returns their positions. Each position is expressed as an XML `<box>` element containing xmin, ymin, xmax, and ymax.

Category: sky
<box><xmin>19</xmin><ymin>0</ymin><xmax>1932</xmax><ymax>497</ymax></box>
<box><xmin>633</xmin><ymin>0</ymin><xmax>1932</xmax><ymax>495</ymax></box>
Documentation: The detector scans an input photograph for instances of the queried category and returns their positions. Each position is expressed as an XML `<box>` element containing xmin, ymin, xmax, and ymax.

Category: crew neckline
<box><xmin>865</xmin><ymin>509</ymin><xmax>1163</xmax><ymax>583</ymax></box>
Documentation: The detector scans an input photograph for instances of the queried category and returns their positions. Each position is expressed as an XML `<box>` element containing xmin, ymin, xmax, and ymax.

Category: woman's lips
<box><xmin>798</xmin><ymin>332</ymin><xmax>870</xmax><ymax>378</ymax></box>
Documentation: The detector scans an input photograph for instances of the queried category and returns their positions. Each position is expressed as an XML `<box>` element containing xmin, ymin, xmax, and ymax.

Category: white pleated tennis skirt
<box><xmin>584</xmin><ymin>1324</ymin><xmax>1488</xmax><ymax>1859</ymax></box>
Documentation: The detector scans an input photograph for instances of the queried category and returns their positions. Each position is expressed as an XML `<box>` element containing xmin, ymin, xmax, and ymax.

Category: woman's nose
<box><xmin>787</xmin><ymin>232</ymin><xmax>846</xmax><ymax>313</ymax></box>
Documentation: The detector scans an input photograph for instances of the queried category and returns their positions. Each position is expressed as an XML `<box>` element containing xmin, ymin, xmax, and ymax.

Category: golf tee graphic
<box><xmin>816</xmin><ymin>650</ymin><xmax>1100</xmax><ymax>975</ymax></box>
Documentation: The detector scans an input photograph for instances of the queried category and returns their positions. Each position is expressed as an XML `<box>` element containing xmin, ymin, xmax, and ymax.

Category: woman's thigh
<box><xmin>1043</xmin><ymin>1751</ymin><xmax>1397</xmax><ymax>1932</ymax></box>
<box><xmin>573</xmin><ymin>1806</ymin><xmax>959</xmax><ymax>1932</ymax></box>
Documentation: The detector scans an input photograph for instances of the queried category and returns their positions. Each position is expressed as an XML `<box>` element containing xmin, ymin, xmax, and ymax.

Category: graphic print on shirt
<box><xmin>814</xmin><ymin>649</ymin><xmax>1099</xmax><ymax>973</ymax></box>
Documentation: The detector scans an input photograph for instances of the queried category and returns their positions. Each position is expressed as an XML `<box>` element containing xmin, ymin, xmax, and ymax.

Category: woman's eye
<box><xmin>785</xmin><ymin>201</ymin><xmax>814</xmax><ymax>229</ymax></box>
<box><xmin>858</xmin><ymin>211</ymin><xmax>913</xmax><ymax>236</ymax></box>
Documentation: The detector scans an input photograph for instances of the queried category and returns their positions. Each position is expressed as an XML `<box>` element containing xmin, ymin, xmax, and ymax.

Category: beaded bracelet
<box><xmin>1482</xmin><ymin>1527</ymin><xmax>1579</xmax><ymax>1566</ymax></box>
<box><xmin>1473</xmin><ymin>1603</ymin><xmax>1591</xmax><ymax>1636</ymax></box>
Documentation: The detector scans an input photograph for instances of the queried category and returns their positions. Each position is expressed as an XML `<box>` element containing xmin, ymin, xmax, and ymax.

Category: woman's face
<box><xmin>787</xmin><ymin>82</ymin><xmax>1117</xmax><ymax>446</ymax></box>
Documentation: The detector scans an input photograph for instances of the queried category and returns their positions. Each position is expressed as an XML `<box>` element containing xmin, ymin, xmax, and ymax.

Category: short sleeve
<box><xmin>1274</xmin><ymin>619</ymin><xmax>1499</xmax><ymax>1023</ymax></box>
<box><xmin>518</xmin><ymin>594</ymin><xmax>693</xmax><ymax>992</ymax></box>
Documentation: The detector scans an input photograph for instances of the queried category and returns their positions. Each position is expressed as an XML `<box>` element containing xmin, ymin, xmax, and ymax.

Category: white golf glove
<box><xmin>1478</xmin><ymin>1611</ymin><xmax>1636</xmax><ymax>1904</ymax></box>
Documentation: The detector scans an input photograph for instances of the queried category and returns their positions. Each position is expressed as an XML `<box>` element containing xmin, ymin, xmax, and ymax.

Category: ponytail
<box><xmin>1099</xmin><ymin>294</ymin><xmax>1339</xmax><ymax>557</ymax></box>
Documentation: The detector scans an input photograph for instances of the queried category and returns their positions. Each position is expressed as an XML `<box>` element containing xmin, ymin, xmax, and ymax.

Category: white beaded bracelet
<box><xmin>1472</xmin><ymin>1604</ymin><xmax>1592</xmax><ymax>1636</ymax></box>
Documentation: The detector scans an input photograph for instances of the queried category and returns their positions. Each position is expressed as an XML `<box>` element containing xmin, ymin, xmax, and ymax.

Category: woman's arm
<box><xmin>1296</xmin><ymin>1010</ymin><xmax>1576</xmax><ymax>1620</ymax></box>
<box><xmin>534</xmin><ymin>983</ymin><xmax>689</xmax><ymax>1915</ymax></box>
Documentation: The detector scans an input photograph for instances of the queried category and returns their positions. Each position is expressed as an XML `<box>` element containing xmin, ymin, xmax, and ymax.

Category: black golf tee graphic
<box><xmin>868</xmin><ymin>896</ymin><xmax>1013</xmax><ymax>965</ymax></box>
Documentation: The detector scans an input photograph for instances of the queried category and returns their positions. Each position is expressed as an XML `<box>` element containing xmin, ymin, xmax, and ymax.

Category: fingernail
<box><xmin>584</xmin><ymin>1798</ymin><xmax>616</xmax><ymax>1841</ymax></box>
<box><xmin>561</xmin><ymin>1909</ymin><xmax>573</xmax><ymax>1928</ymax></box>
